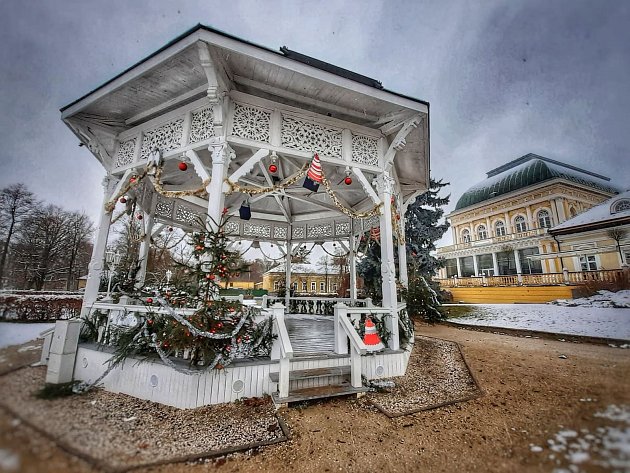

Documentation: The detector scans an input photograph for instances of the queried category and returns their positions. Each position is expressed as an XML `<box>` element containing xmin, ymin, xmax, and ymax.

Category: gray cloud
<box><xmin>0</xmin><ymin>0</ymin><xmax>628</xmax><ymax>248</ymax></box>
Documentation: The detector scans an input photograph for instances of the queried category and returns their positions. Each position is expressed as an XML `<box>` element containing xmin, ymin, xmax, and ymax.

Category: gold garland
<box><xmin>224</xmin><ymin>164</ymin><xmax>308</xmax><ymax>196</ymax></box>
<box><xmin>321</xmin><ymin>174</ymin><xmax>383</xmax><ymax>219</ymax></box>
<box><xmin>150</xmin><ymin>165</ymin><xmax>210</xmax><ymax>199</ymax></box>
<box><xmin>104</xmin><ymin>169</ymin><xmax>148</xmax><ymax>212</ymax></box>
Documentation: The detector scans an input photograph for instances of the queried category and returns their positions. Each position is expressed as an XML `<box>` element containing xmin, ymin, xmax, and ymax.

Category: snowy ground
<box><xmin>550</xmin><ymin>290</ymin><xmax>630</xmax><ymax>309</ymax></box>
<box><xmin>447</xmin><ymin>304</ymin><xmax>630</xmax><ymax>341</ymax></box>
<box><xmin>0</xmin><ymin>323</ymin><xmax>54</xmax><ymax>350</ymax></box>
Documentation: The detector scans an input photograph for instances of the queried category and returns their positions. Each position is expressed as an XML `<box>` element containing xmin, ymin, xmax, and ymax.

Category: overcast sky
<box><xmin>1</xmin><ymin>0</ymin><xmax>628</xmax><ymax>247</ymax></box>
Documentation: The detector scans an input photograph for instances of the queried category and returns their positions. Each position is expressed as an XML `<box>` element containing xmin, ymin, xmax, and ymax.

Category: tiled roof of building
<box><xmin>454</xmin><ymin>154</ymin><xmax>620</xmax><ymax>211</ymax></box>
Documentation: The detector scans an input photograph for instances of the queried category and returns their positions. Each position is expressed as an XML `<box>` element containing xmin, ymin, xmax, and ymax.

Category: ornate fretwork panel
<box><xmin>307</xmin><ymin>223</ymin><xmax>333</xmax><ymax>239</ymax></box>
<box><xmin>140</xmin><ymin>119</ymin><xmax>184</xmax><ymax>160</ymax></box>
<box><xmin>188</xmin><ymin>106</ymin><xmax>214</xmax><ymax>144</ymax></box>
<box><xmin>351</xmin><ymin>133</ymin><xmax>379</xmax><ymax>166</ymax></box>
<box><xmin>174</xmin><ymin>205</ymin><xmax>202</xmax><ymax>226</ymax></box>
<box><xmin>335</xmin><ymin>222</ymin><xmax>350</xmax><ymax>236</ymax></box>
<box><xmin>363</xmin><ymin>215</ymin><xmax>380</xmax><ymax>231</ymax></box>
<box><xmin>281</xmin><ymin>115</ymin><xmax>342</xmax><ymax>158</ymax></box>
<box><xmin>155</xmin><ymin>197</ymin><xmax>174</xmax><ymax>219</ymax></box>
<box><xmin>273</xmin><ymin>226</ymin><xmax>288</xmax><ymax>240</ymax></box>
<box><xmin>243</xmin><ymin>222</ymin><xmax>271</xmax><ymax>238</ymax></box>
<box><xmin>231</xmin><ymin>103</ymin><xmax>271</xmax><ymax>143</ymax></box>
<box><xmin>114</xmin><ymin>138</ymin><xmax>136</xmax><ymax>168</ymax></box>
<box><xmin>224</xmin><ymin>221</ymin><xmax>240</xmax><ymax>235</ymax></box>
<box><xmin>292</xmin><ymin>226</ymin><xmax>305</xmax><ymax>239</ymax></box>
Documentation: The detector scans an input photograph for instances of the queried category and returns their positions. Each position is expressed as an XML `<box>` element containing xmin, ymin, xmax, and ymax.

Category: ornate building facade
<box><xmin>436</xmin><ymin>154</ymin><xmax>621</xmax><ymax>279</ymax></box>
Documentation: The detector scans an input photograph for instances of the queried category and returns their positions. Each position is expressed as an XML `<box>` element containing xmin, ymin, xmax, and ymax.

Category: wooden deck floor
<box><xmin>285</xmin><ymin>314</ymin><xmax>335</xmax><ymax>356</ymax></box>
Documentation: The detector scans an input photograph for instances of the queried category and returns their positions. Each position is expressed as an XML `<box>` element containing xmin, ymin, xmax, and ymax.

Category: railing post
<box><xmin>270</xmin><ymin>303</ymin><xmax>285</xmax><ymax>360</ymax></box>
<box><xmin>365</xmin><ymin>298</ymin><xmax>373</xmax><ymax>308</ymax></box>
<box><xmin>279</xmin><ymin>356</ymin><xmax>290</xmax><ymax>398</ymax></box>
<box><xmin>562</xmin><ymin>267</ymin><xmax>569</xmax><ymax>283</ymax></box>
<box><xmin>334</xmin><ymin>303</ymin><xmax>349</xmax><ymax>355</ymax></box>
<box><xmin>350</xmin><ymin>345</ymin><xmax>362</xmax><ymax>388</ymax></box>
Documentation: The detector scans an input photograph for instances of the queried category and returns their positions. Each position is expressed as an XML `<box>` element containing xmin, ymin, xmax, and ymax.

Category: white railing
<box><xmin>262</xmin><ymin>296</ymin><xmax>373</xmax><ymax>315</ymax></box>
<box><xmin>268</xmin><ymin>303</ymin><xmax>293</xmax><ymax>398</ymax></box>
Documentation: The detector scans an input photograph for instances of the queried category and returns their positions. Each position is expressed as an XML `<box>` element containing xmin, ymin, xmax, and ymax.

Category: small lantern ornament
<box><xmin>178</xmin><ymin>161</ymin><xmax>188</xmax><ymax>171</ymax></box>
<box><xmin>239</xmin><ymin>197</ymin><xmax>252</xmax><ymax>220</ymax></box>
<box><xmin>303</xmin><ymin>153</ymin><xmax>323</xmax><ymax>192</ymax></box>
<box><xmin>119</xmin><ymin>196</ymin><xmax>127</xmax><ymax>204</ymax></box>
<box><xmin>136</xmin><ymin>213</ymin><xmax>143</xmax><ymax>220</ymax></box>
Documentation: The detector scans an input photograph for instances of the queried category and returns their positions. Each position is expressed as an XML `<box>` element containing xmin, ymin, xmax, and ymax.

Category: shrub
<box><xmin>0</xmin><ymin>292</ymin><xmax>83</xmax><ymax>322</ymax></box>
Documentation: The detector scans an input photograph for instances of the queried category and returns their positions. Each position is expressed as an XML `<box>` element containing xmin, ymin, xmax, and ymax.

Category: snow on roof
<box><xmin>265</xmin><ymin>263</ymin><xmax>341</xmax><ymax>275</ymax></box>
<box><xmin>551</xmin><ymin>189</ymin><xmax>630</xmax><ymax>233</ymax></box>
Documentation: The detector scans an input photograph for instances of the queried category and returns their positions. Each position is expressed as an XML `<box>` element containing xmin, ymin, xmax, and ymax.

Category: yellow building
<box><xmin>548</xmin><ymin>190</ymin><xmax>630</xmax><ymax>271</ymax></box>
<box><xmin>262</xmin><ymin>263</ymin><xmax>343</xmax><ymax>295</ymax></box>
<box><xmin>437</xmin><ymin>153</ymin><xmax>620</xmax><ymax>280</ymax></box>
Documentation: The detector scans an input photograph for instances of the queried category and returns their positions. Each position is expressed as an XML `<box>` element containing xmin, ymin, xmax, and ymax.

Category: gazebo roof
<box><xmin>62</xmin><ymin>24</ymin><xmax>430</xmax><ymax>238</ymax></box>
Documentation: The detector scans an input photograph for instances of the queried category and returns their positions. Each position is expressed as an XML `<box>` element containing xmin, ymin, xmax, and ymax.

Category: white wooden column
<box><xmin>81</xmin><ymin>176</ymin><xmax>116</xmax><ymax>316</ymax></box>
<box><xmin>378</xmin><ymin>172</ymin><xmax>399</xmax><ymax>350</ymax></box>
<box><xmin>492</xmin><ymin>252</ymin><xmax>500</xmax><ymax>276</ymax></box>
<box><xmin>136</xmin><ymin>194</ymin><xmax>156</xmax><ymax>288</ymax></box>
<box><xmin>456</xmin><ymin>257</ymin><xmax>462</xmax><ymax>277</ymax></box>
<box><xmin>285</xmin><ymin>241</ymin><xmax>292</xmax><ymax>308</ymax></box>
<box><xmin>397</xmin><ymin>219</ymin><xmax>408</xmax><ymax>288</ymax></box>
<box><xmin>349</xmin><ymin>222</ymin><xmax>357</xmax><ymax>301</ymax></box>
<box><xmin>208</xmin><ymin>137</ymin><xmax>233</xmax><ymax>230</ymax></box>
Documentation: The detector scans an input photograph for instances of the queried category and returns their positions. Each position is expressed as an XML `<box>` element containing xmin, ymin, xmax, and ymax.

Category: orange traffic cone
<box><xmin>363</xmin><ymin>317</ymin><xmax>384</xmax><ymax>351</ymax></box>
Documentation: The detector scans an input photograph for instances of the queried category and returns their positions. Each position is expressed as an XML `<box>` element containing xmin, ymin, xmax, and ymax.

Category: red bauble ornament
<box><xmin>206</xmin><ymin>274</ymin><xmax>215</xmax><ymax>280</ymax></box>
<box><xmin>178</xmin><ymin>161</ymin><xmax>188</xmax><ymax>171</ymax></box>
<box><xmin>129</xmin><ymin>177</ymin><xmax>137</xmax><ymax>184</ymax></box>
<box><xmin>168</xmin><ymin>226</ymin><xmax>173</xmax><ymax>232</ymax></box>
<box><xmin>344</xmin><ymin>176</ymin><xmax>353</xmax><ymax>185</ymax></box>
<box><xmin>119</xmin><ymin>196</ymin><xmax>127</xmax><ymax>204</ymax></box>
<box><xmin>137</xmin><ymin>214</ymin><xmax>143</xmax><ymax>220</ymax></box>
<box><xmin>396</xmin><ymin>214</ymin><xmax>401</xmax><ymax>220</ymax></box>
<box><xmin>195</xmin><ymin>245</ymin><xmax>204</xmax><ymax>251</ymax></box>
<box><xmin>146</xmin><ymin>297</ymin><xmax>153</xmax><ymax>304</ymax></box>
<box><xmin>269</xmin><ymin>164</ymin><xmax>278</xmax><ymax>173</ymax></box>
<box><xmin>222</xmin><ymin>207</ymin><xmax>228</xmax><ymax>215</ymax></box>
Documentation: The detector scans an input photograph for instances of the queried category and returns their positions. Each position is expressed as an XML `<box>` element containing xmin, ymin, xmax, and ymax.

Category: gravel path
<box><xmin>370</xmin><ymin>336</ymin><xmax>481</xmax><ymax>416</ymax></box>
<box><xmin>0</xmin><ymin>367</ymin><xmax>288</xmax><ymax>471</ymax></box>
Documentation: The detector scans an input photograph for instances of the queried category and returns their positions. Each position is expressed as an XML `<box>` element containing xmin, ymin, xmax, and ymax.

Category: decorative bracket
<box><xmin>352</xmin><ymin>167</ymin><xmax>381</xmax><ymax>205</ymax></box>
<box><xmin>383</xmin><ymin>114</ymin><xmax>422</xmax><ymax>170</ymax></box>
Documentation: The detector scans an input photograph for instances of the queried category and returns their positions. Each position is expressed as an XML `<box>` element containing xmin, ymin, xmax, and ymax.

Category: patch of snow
<box><xmin>448</xmin><ymin>304</ymin><xmax>630</xmax><ymax>340</ymax></box>
<box><xmin>17</xmin><ymin>344</ymin><xmax>40</xmax><ymax>353</ymax></box>
<box><xmin>0</xmin><ymin>322</ymin><xmax>54</xmax><ymax>350</ymax></box>
<box><xmin>550</xmin><ymin>290</ymin><xmax>630</xmax><ymax>309</ymax></box>
<box><xmin>0</xmin><ymin>449</ymin><xmax>20</xmax><ymax>472</ymax></box>
<box><xmin>530</xmin><ymin>444</ymin><xmax>543</xmax><ymax>453</ymax></box>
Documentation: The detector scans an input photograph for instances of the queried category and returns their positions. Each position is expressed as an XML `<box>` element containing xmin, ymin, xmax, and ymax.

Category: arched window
<box><xmin>461</xmin><ymin>229</ymin><xmax>471</xmax><ymax>243</ymax></box>
<box><xmin>569</xmin><ymin>206</ymin><xmax>577</xmax><ymax>218</ymax></box>
<box><xmin>495</xmin><ymin>220</ymin><xmax>506</xmax><ymax>236</ymax></box>
<box><xmin>477</xmin><ymin>225</ymin><xmax>488</xmax><ymax>240</ymax></box>
<box><xmin>514</xmin><ymin>215</ymin><xmax>527</xmax><ymax>233</ymax></box>
<box><xmin>537</xmin><ymin>210</ymin><xmax>551</xmax><ymax>228</ymax></box>
<box><xmin>612</xmin><ymin>199</ymin><xmax>630</xmax><ymax>214</ymax></box>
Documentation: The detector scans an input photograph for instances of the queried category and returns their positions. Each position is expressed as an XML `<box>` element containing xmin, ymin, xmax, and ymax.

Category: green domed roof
<box><xmin>454</xmin><ymin>154</ymin><xmax>619</xmax><ymax>211</ymax></box>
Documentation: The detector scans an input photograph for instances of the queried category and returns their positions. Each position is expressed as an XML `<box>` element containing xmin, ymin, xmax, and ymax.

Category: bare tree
<box><xmin>64</xmin><ymin>212</ymin><xmax>94</xmax><ymax>290</ymax></box>
<box><xmin>0</xmin><ymin>184</ymin><xmax>37</xmax><ymax>288</ymax></box>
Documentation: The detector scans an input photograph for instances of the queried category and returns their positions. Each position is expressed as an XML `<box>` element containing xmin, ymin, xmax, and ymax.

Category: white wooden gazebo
<box><xmin>45</xmin><ymin>25</ymin><xmax>430</xmax><ymax>406</ymax></box>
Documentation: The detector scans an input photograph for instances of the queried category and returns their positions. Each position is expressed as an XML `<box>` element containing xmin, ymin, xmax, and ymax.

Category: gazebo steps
<box><xmin>269</xmin><ymin>365</ymin><xmax>350</xmax><ymax>382</ymax></box>
<box><xmin>272</xmin><ymin>384</ymin><xmax>369</xmax><ymax>405</ymax></box>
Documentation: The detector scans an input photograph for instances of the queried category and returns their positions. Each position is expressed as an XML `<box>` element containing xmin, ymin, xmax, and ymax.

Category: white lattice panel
<box><xmin>189</xmin><ymin>106</ymin><xmax>214</xmax><ymax>144</ymax></box>
<box><xmin>273</xmin><ymin>226</ymin><xmax>288</xmax><ymax>240</ymax></box>
<box><xmin>140</xmin><ymin>119</ymin><xmax>184</xmax><ymax>159</ymax></box>
<box><xmin>335</xmin><ymin>222</ymin><xmax>350</xmax><ymax>236</ymax></box>
<box><xmin>155</xmin><ymin>198</ymin><xmax>174</xmax><ymax>219</ymax></box>
<box><xmin>243</xmin><ymin>222</ymin><xmax>271</xmax><ymax>238</ymax></box>
<box><xmin>231</xmin><ymin>103</ymin><xmax>271</xmax><ymax>142</ymax></box>
<box><xmin>281</xmin><ymin>115</ymin><xmax>342</xmax><ymax>158</ymax></box>
<box><xmin>114</xmin><ymin>138</ymin><xmax>136</xmax><ymax>168</ymax></box>
<box><xmin>307</xmin><ymin>223</ymin><xmax>333</xmax><ymax>239</ymax></box>
<box><xmin>351</xmin><ymin>133</ymin><xmax>379</xmax><ymax>166</ymax></box>
<box><xmin>224</xmin><ymin>221</ymin><xmax>240</xmax><ymax>235</ymax></box>
<box><xmin>292</xmin><ymin>226</ymin><xmax>305</xmax><ymax>239</ymax></box>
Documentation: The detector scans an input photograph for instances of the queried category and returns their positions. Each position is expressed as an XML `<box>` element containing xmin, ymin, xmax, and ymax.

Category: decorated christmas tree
<box><xmin>108</xmin><ymin>211</ymin><xmax>275</xmax><ymax>371</ymax></box>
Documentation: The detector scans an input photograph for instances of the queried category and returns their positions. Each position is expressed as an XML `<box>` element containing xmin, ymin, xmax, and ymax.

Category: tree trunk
<box><xmin>0</xmin><ymin>218</ymin><xmax>15</xmax><ymax>288</ymax></box>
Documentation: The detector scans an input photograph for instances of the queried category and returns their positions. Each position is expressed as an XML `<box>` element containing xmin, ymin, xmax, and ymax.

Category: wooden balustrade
<box><xmin>436</xmin><ymin>268</ymin><xmax>629</xmax><ymax>288</ymax></box>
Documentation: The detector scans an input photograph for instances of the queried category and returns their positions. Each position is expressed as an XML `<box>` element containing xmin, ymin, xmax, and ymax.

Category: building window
<box><xmin>477</xmin><ymin>225</ymin><xmax>488</xmax><ymax>240</ymax></box>
<box><xmin>612</xmin><ymin>199</ymin><xmax>630</xmax><ymax>214</ymax></box>
<box><xmin>445</xmin><ymin>258</ymin><xmax>458</xmax><ymax>278</ymax></box>
<box><xmin>514</xmin><ymin>215</ymin><xmax>527</xmax><ymax>233</ymax></box>
<box><xmin>302</xmin><ymin>281</ymin><xmax>307</xmax><ymax>292</ymax></box>
<box><xmin>292</xmin><ymin>283</ymin><xmax>298</xmax><ymax>291</ymax></box>
<box><xmin>320</xmin><ymin>282</ymin><xmax>325</xmax><ymax>292</ymax></box>
<box><xmin>537</xmin><ymin>210</ymin><xmax>551</xmax><ymax>228</ymax></box>
<box><xmin>273</xmin><ymin>281</ymin><xmax>279</xmax><ymax>291</ymax></box>
<box><xmin>579</xmin><ymin>255</ymin><xmax>597</xmax><ymax>271</ymax></box>
<box><xmin>311</xmin><ymin>281</ymin><xmax>316</xmax><ymax>292</ymax></box>
<box><xmin>461</xmin><ymin>229</ymin><xmax>471</xmax><ymax>243</ymax></box>
<box><xmin>518</xmin><ymin>248</ymin><xmax>542</xmax><ymax>274</ymax></box>
<box><xmin>495</xmin><ymin>220</ymin><xmax>506</xmax><ymax>236</ymax></box>
<box><xmin>332</xmin><ymin>283</ymin><xmax>338</xmax><ymax>291</ymax></box>
<box><xmin>229</xmin><ymin>283</ymin><xmax>234</xmax><ymax>288</ymax></box>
